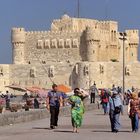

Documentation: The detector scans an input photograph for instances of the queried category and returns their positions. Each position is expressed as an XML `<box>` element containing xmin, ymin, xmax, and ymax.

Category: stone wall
<box><xmin>0</xmin><ymin>104</ymin><xmax>97</xmax><ymax>126</ymax></box>
<box><xmin>9</xmin><ymin>62</ymin><xmax>74</xmax><ymax>89</ymax></box>
<box><xmin>24</xmin><ymin>31</ymin><xmax>82</xmax><ymax>64</ymax></box>
<box><xmin>0</xmin><ymin>65</ymin><xmax>10</xmax><ymax>92</ymax></box>
<box><xmin>1</xmin><ymin>61</ymin><xmax>140</xmax><ymax>92</ymax></box>
<box><xmin>77</xmin><ymin>61</ymin><xmax>140</xmax><ymax>89</ymax></box>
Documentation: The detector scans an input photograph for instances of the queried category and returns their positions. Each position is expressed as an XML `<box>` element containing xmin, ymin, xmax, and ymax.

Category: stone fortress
<box><xmin>0</xmin><ymin>14</ymin><xmax>140</xmax><ymax>92</ymax></box>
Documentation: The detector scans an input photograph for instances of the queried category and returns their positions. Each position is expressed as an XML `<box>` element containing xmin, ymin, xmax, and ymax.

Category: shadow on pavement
<box><xmin>32</xmin><ymin>127</ymin><xmax>51</xmax><ymax>130</ymax></box>
<box><xmin>92</xmin><ymin>130</ymin><xmax>111</xmax><ymax>133</ymax></box>
<box><xmin>53</xmin><ymin>130</ymin><xmax>73</xmax><ymax>133</ymax></box>
<box><xmin>94</xmin><ymin>114</ymin><xmax>106</xmax><ymax>116</ymax></box>
<box><xmin>92</xmin><ymin>130</ymin><xmax>131</xmax><ymax>133</ymax></box>
<box><xmin>118</xmin><ymin>130</ymin><xmax>132</xmax><ymax>133</ymax></box>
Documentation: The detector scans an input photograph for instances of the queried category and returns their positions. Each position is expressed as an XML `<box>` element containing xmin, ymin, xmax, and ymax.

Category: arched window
<box><xmin>30</xmin><ymin>68</ymin><xmax>36</xmax><ymax>78</ymax></box>
<box><xmin>0</xmin><ymin>67</ymin><xmax>3</xmax><ymax>76</ymax></box>
<box><xmin>51</xmin><ymin>39</ymin><xmax>57</xmax><ymax>48</ymax></box>
<box><xmin>37</xmin><ymin>40</ymin><xmax>43</xmax><ymax>49</ymax></box>
<box><xmin>44</xmin><ymin>40</ymin><xmax>50</xmax><ymax>49</ymax></box>
<box><xmin>42</xmin><ymin>61</ymin><xmax>46</xmax><ymax>64</ymax></box>
<box><xmin>114</xmin><ymin>31</ymin><xmax>116</xmax><ymax>41</ymax></box>
<box><xmin>4</xmin><ymin>81</ymin><xmax>6</xmax><ymax>85</ymax></box>
<box><xmin>111</xmin><ymin>30</ymin><xmax>114</xmax><ymax>41</ymax></box>
<box><xmin>48</xmin><ymin>66</ymin><xmax>55</xmax><ymax>77</ymax></box>
<box><xmin>32</xmin><ymin>81</ymin><xmax>34</xmax><ymax>85</ymax></box>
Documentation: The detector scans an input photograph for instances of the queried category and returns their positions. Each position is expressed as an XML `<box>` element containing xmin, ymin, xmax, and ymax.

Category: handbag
<box><xmin>112</xmin><ymin>98</ymin><xmax>121</xmax><ymax>114</ymax></box>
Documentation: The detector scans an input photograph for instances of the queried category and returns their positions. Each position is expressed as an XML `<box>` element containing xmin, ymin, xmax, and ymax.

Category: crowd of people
<box><xmin>90</xmin><ymin>84</ymin><xmax>140</xmax><ymax>133</ymax></box>
<box><xmin>45</xmin><ymin>83</ymin><xmax>140</xmax><ymax>133</ymax></box>
<box><xmin>0</xmin><ymin>83</ymin><xmax>140</xmax><ymax>133</ymax></box>
<box><xmin>0</xmin><ymin>91</ymin><xmax>45</xmax><ymax>112</ymax></box>
<box><xmin>0</xmin><ymin>91</ymin><xmax>15</xmax><ymax>110</ymax></box>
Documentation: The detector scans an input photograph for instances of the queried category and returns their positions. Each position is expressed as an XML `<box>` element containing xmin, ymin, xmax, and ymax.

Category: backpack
<box><xmin>102</xmin><ymin>98</ymin><xmax>109</xmax><ymax>103</ymax></box>
<box><xmin>102</xmin><ymin>94</ymin><xmax>109</xmax><ymax>103</ymax></box>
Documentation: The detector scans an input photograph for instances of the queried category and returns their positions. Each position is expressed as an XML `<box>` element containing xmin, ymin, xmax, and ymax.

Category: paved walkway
<box><xmin>0</xmin><ymin>107</ymin><xmax>139</xmax><ymax>140</ymax></box>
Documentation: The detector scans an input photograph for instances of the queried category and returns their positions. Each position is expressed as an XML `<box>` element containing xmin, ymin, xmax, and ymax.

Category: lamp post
<box><xmin>119</xmin><ymin>32</ymin><xmax>127</xmax><ymax>94</ymax></box>
<box><xmin>77</xmin><ymin>0</ymin><xmax>80</xmax><ymax>18</ymax></box>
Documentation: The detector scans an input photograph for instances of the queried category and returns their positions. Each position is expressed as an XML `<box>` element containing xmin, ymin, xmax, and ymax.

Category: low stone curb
<box><xmin>0</xmin><ymin>104</ymin><xmax>97</xmax><ymax>126</ymax></box>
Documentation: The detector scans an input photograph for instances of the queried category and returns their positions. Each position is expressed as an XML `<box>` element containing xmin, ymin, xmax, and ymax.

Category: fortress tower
<box><xmin>77</xmin><ymin>62</ymin><xmax>90</xmax><ymax>89</ymax></box>
<box><xmin>0</xmin><ymin>15</ymin><xmax>138</xmax><ymax>92</ymax></box>
<box><xmin>85</xmin><ymin>26</ymin><xmax>100</xmax><ymax>62</ymax></box>
<box><xmin>11</xmin><ymin>28</ymin><xmax>26</xmax><ymax>64</ymax></box>
<box><xmin>125</xmin><ymin>30</ymin><xmax>139</xmax><ymax>62</ymax></box>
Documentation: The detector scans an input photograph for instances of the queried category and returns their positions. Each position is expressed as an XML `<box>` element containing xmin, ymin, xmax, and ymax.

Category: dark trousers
<box><xmin>110</xmin><ymin>111</ymin><xmax>115</xmax><ymax>131</ymax></box>
<box><xmin>90</xmin><ymin>93</ymin><xmax>95</xmax><ymax>103</ymax></box>
<box><xmin>50</xmin><ymin>106</ymin><xmax>60</xmax><ymax>127</ymax></box>
<box><xmin>6</xmin><ymin>100</ymin><xmax>10</xmax><ymax>109</ymax></box>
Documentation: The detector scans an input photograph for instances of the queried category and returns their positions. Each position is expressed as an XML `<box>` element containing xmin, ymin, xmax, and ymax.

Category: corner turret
<box><xmin>85</xmin><ymin>26</ymin><xmax>100</xmax><ymax>62</ymax></box>
<box><xmin>125</xmin><ymin>30</ymin><xmax>139</xmax><ymax>62</ymax></box>
<box><xmin>11</xmin><ymin>28</ymin><xmax>26</xmax><ymax>64</ymax></box>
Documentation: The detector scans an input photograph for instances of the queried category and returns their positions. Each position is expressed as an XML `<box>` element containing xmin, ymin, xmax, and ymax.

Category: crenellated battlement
<box><xmin>26</xmin><ymin>31</ymin><xmax>49</xmax><ymax>35</ymax></box>
<box><xmin>12</xmin><ymin>27</ymin><xmax>25</xmax><ymax>44</ymax></box>
<box><xmin>126</xmin><ymin>30</ymin><xmax>139</xmax><ymax>36</ymax></box>
<box><xmin>125</xmin><ymin>30</ymin><xmax>139</xmax><ymax>45</ymax></box>
<box><xmin>12</xmin><ymin>27</ymin><xmax>25</xmax><ymax>33</ymax></box>
<box><xmin>26</xmin><ymin>29</ymin><xmax>80</xmax><ymax>36</ymax></box>
<box><xmin>10</xmin><ymin>15</ymin><xmax>140</xmax><ymax>65</ymax></box>
<box><xmin>98</xmin><ymin>20</ymin><xmax>118</xmax><ymax>31</ymax></box>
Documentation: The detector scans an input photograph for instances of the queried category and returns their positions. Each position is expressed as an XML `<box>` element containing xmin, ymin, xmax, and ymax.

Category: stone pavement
<box><xmin>0</xmin><ymin>107</ymin><xmax>139</xmax><ymax>140</ymax></box>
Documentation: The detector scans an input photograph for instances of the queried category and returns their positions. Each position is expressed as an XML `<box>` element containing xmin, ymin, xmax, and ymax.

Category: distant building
<box><xmin>0</xmin><ymin>14</ymin><xmax>140</xmax><ymax>92</ymax></box>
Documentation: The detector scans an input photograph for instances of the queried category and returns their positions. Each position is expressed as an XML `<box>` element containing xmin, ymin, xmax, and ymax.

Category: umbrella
<box><xmin>26</xmin><ymin>87</ymin><xmax>48</xmax><ymax>98</ymax></box>
<box><xmin>37</xmin><ymin>89</ymin><xmax>48</xmax><ymax>98</ymax></box>
<box><xmin>5</xmin><ymin>85</ymin><xmax>27</xmax><ymax>92</ymax></box>
<box><xmin>57</xmin><ymin>84</ymin><xmax>72</xmax><ymax>93</ymax></box>
<box><xmin>26</xmin><ymin>87</ymin><xmax>40</xmax><ymax>93</ymax></box>
<box><xmin>65</xmin><ymin>91</ymin><xmax>74</xmax><ymax>96</ymax></box>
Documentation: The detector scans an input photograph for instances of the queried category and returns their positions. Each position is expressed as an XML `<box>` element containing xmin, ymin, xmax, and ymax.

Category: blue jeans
<box><xmin>131</xmin><ymin>113</ymin><xmax>139</xmax><ymax>132</ymax></box>
<box><xmin>107</xmin><ymin>102</ymin><xmax>109</xmax><ymax>114</ymax></box>
<box><xmin>102</xmin><ymin>103</ymin><xmax>108</xmax><ymax>114</ymax></box>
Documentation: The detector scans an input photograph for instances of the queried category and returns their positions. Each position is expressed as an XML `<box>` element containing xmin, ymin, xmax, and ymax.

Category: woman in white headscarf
<box><xmin>109</xmin><ymin>90</ymin><xmax>123</xmax><ymax>133</ymax></box>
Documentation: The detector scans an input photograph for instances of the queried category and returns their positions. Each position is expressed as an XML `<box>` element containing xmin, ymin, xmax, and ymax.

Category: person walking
<box><xmin>34</xmin><ymin>97</ymin><xmax>39</xmax><ymax>109</ymax></box>
<box><xmin>90</xmin><ymin>83</ymin><xmax>98</xmax><ymax>104</ymax></box>
<box><xmin>69</xmin><ymin>88</ymin><xmax>85</xmax><ymax>133</ymax></box>
<box><xmin>128</xmin><ymin>92</ymin><xmax>140</xmax><ymax>133</ymax></box>
<box><xmin>5</xmin><ymin>91</ymin><xmax>10</xmax><ymax>109</ymax></box>
<box><xmin>46</xmin><ymin>84</ymin><xmax>63</xmax><ymax>129</ymax></box>
<box><xmin>109</xmin><ymin>90</ymin><xmax>123</xmax><ymax>133</ymax></box>
<box><xmin>101</xmin><ymin>89</ymin><xmax>109</xmax><ymax>115</ymax></box>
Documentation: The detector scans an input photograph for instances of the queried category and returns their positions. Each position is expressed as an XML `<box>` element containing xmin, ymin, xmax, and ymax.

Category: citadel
<box><xmin>0</xmin><ymin>14</ymin><xmax>140</xmax><ymax>92</ymax></box>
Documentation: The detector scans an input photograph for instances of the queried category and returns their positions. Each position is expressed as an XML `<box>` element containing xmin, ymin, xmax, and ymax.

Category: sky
<box><xmin>0</xmin><ymin>0</ymin><xmax>140</xmax><ymax>64</ymax></box>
